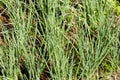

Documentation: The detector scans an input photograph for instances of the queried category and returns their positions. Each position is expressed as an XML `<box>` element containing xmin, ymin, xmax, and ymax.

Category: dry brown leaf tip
<box><xmin>0</xmin><ymin>15</ymin><xmax>9</xmax><ymax>24</ymax></box>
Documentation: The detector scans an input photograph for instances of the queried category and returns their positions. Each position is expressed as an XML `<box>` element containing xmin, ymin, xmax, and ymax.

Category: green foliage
<box><xmin>0</xmin><ymin>0</ymin><xmax>119</xmax><ymax>80</ymax></box>
<box><xmin>0</xmin><ymin>1</ymin><xmax>3</xmax><ymax>6</ymax></box>
<box><xmin>108</xmin><ymin>0</ymin><xmax>120</xmax><ymax>14</ymax></box>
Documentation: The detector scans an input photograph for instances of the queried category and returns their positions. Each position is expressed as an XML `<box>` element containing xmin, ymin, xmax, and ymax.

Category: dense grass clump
<box><xmin>0</xmin><ymin>0</ymin><xmax>119</xmax><ymax>80</ymax></box>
